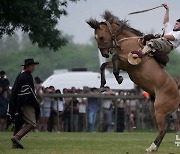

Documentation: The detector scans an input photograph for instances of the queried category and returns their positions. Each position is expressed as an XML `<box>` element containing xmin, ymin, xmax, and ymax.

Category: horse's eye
<box><xmin>99</xmin><ymin>36</ymin><xmax>104</xmax><ymax>40</ymax></box>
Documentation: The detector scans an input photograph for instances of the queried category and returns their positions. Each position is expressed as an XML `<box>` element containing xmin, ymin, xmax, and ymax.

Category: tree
<box><xmin>166</xmin><ymin>50</ymin><xmax>180</xmax><ymax>76</ymax></box>
<box><xmin>0</xmin><ymin>35</ymin><xmax>99</xmax><ymax>84</ymax></box>
<box><xmin>0</xmin><ymin>0</ymin><xmax>82</xmax><ymax>51</ymax></box>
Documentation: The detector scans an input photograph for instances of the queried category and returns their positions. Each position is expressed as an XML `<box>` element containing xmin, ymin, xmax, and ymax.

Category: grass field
<box><xmin>0</xmin><ymin>132</ymin><xmax>179</xmax><ymax>154</ymax></box>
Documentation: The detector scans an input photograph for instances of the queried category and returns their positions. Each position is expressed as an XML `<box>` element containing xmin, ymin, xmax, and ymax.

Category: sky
<box><xmin>59</xmin><ymin>0</ymin><xmax>180</xmax><ymax>45</ymax></box>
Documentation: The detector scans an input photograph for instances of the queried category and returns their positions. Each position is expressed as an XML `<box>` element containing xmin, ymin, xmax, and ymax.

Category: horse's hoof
<box><xmin>145</xmin><ymin>143</ymin><xmax>157</xmax><ymax>152</ymax></box>
<box><xmin>117</xmin><ymin>76</ymin><xmax>123</xmax><ymax>84</ymax></box>
<box><xmin>100</xmin><ymin>81</ymin><xmax>106</xmax><ymax>87</ymax></box>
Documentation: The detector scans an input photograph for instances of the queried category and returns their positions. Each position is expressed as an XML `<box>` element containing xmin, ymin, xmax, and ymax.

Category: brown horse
<box><xmin>87</xmin><ymin>11</ymin><xmax>180</xmax><ymax>152</ymax></box>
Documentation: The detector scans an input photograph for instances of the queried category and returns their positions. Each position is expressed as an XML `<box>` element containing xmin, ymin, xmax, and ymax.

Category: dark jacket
<box><xmin>0</xmin><ymin>95</ymin><xmax>8</xmax><ymax>118</ymax></box>
<box><xmin>8</xmin><ymin>70</ymin><xmax>40</xmax><ymax>122</ymax></box>
<box><xmin>0</xmin><ymin>78</ymin><xmax>10</xmax><ymax>90</ymax></box>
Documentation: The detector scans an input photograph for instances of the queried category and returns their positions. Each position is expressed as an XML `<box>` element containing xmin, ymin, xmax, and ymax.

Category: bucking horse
<box><xmin>87</xmin><ymin>11</ymin><xmax>179</xmax><ymax>152</ymax></box>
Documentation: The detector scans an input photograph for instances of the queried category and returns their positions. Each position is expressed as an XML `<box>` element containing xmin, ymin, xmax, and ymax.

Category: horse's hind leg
<box><xmin>146</xmin><ymin>108</ymin><xmax>166</xmax><ymax>152</ymax></box>
<box><xmin>149</xmin><ymin>97</ymin><xmax>158</xmax><ymax>129</ymax></box>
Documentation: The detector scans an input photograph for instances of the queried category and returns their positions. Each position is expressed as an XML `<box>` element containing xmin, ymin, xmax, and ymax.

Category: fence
<box><xmin>42</xmin><ymin>93</ymin><xmax>154</xmax><ymax>132</ymax></box>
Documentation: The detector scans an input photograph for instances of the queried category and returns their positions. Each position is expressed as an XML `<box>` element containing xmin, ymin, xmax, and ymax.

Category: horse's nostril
<box><xmin>103</xmin><ymin>53</ymin><xmax>109</xmax><ymax>58</ymax></box>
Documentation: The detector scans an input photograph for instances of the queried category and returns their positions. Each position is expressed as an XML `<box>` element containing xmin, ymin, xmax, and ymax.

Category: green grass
<box><xmin>0</xmin><ymin>132</ymin><xmax>179</xmax><ymax>154</ymax></box>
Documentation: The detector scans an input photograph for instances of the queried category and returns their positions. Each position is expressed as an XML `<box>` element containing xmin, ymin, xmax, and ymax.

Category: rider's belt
<box><xmin>161</xmin><ymin>38</ymin><xmax>174</xmax><ymax>50</ymax></box>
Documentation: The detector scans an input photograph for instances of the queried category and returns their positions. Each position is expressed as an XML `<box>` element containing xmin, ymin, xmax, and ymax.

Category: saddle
<box><xmin>150</xmin><ymin>50</ymin><xmax>169</xmax><ymax>66</ymax></box>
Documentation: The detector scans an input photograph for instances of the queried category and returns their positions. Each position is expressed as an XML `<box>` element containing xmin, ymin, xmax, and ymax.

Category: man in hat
<box><xmin>8</xmin><ymin>58</ymin><xmax>40</xmax><ymax>149</ymax></box>
<box><xmin>141</xmin><ymin>3</ymin><xmax>180</xmax><ymax>56</ymax></box>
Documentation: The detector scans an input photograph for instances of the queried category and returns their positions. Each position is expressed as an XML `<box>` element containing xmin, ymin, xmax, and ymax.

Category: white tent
<box><xmin>42</xmin><ymin>70</ymin><xmax>134</xmax><ymax>91</ymax></box>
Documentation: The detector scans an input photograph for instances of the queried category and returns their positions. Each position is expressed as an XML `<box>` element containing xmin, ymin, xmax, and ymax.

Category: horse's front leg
<box><xmin>112</xmin><ymin>55</ymin><xmax>123</xmax><ymax>84</ymax></box>
<box><xmin>100</xmin><ymin>61</ymin><xmax>113</xmax><ymax>88</ymax></box>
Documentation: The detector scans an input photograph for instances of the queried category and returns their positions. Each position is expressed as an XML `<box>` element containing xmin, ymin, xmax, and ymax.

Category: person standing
<box><xmin>87</xmin><ymin>88</ymin><xmax>99</xmax><ymax>132</ymax></box>
<box><xmin>116</xmin><ymin>91</ymin><xmax>126</xmax><ymax>132</ymax></box>
<box><xmin>39</xmin><ymin>87</ymin><xmax>53</xmax><ymax>132</ymax></box>
<box><xmin>77</xmin><ymin>89</ymin><xmax>87</xmax><ymax>132</ymax></box>
<box><xmin>8</xmin><ymin>58</ymin><xmax>40</xmax><ymax>149</ymax></box>
<box><xmin>0</xmin><ymin>71</ymin><xmax>10</xmax><ymax>90</ymax></box>
<box><xmin>0</xmin><ymin>90</ymin><xmax>9</xmax><ymax>131</ymax></box>
<box><xmin>101</xmin><ymin>86</ymin><xmax>115</xmax><ymax>132</ymax></box>
<box><xmin>51</xmin><ymin>89</ymin><xmax>65</xmax><ymax>132</ymax></box>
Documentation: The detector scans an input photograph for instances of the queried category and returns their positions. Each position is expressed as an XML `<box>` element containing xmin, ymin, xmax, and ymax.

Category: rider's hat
<box><xmin>176</xmin><ymin>19</ymin><xmax>180</xmax><ymax>23</ymax></box>
<box><xmin>128</xmin><ymin>51</ymin><xmax>142</xmax><ymax>65</ymax></box>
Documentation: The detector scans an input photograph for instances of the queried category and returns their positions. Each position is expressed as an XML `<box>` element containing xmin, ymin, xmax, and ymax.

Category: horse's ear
<box><xmin>102</xmin><ymin>10</ymin><xmax>119</xmax><ymax>22</ymax></box>
<box><xmin>86</xmin><ymin>18</ymin><xmax>100</xmax><ymax>29</ymax></box>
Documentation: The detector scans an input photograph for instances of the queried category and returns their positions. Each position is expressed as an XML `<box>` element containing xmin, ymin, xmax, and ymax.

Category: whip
<box><xmin>128</xmin><ymin>5</ymin><xmax>163</xmax><ymax>15</ymax></box>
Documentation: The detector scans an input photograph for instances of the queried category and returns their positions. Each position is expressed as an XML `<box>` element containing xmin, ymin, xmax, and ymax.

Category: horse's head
<box><xmin>87</xmin><ymin>11</ymin><xmax>143</xmax><ymax>58</ymax></box>
<box><xmin>87</xmin><ymin>18</ymin><xmax>114</xmax><ymax>58</ymax></box>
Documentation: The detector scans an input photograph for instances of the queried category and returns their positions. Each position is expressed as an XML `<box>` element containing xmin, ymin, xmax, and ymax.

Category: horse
<box><xmin>87</xmin><ymin>11</ymin><xmax>180</xmax><ymax>152</ymax></box>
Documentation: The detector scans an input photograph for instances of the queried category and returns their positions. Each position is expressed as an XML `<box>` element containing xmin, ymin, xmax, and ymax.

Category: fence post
<box><xmin>114</xmin><ymin>100</ymin><xmax>117</xmax><ymax>132</ymax></box>
<box><xmin>57</xmin><ymin>99</ymin><xmax>60</xmax><ymax>131</ymax></box>
<box><xmin>70</xmin><ymin>99</ymin><xmax>73</xmax><ymax>132</ymax></box>
<box><xmin>99</xmin><ymin>98</ymin><xmax>103</xmax><ymax>132</ymax></box>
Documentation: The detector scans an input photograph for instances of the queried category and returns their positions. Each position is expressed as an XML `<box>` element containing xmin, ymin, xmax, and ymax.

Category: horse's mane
<box><xmin>87</xmin><ymin>10</ymin><xmax>143</xmax><ymax>36</ymax></box>
<box><xmin>102</xmin><ymin>10</ymin><xmax>143</xmax><ymax>36</ymax></box>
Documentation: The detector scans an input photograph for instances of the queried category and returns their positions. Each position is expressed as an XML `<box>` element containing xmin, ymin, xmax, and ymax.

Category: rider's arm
<box><xmin>164</xmin><ymin>34</ymin><xmax>175</xmax><ymax>41</ymax></box>
<box><xmin>162</xmin><ymin>3</ymin><xmax>169</xmax><ymax>24</ymax></box>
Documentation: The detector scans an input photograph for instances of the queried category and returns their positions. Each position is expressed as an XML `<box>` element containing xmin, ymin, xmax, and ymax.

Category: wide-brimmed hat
<box><xmin>176</xmin><ymin>19</ymin><xmax>180</xmax><ymax>23</ymax></box>
<box><xmin>21</xmin><ymin>58</ymin><xmax>39</xmax><ymax>66</ymax></box>
<box><xmin>128</xmin><ymin>51</ymin><xmax>142</xmax><ymax>65</ymax></box>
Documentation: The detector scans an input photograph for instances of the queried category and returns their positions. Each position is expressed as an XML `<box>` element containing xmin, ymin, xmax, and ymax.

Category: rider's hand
<box><xmin>162</xmin><ymin>3</ymin><xmax>169</xmax><ymax>10</ymax></box>
<box><xmin>142</xmin><ymin>34</ymin><xmax>155</xmax><ymax>45</ymax></box>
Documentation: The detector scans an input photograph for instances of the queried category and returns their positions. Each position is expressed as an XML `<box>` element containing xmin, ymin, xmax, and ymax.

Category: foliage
<box><xmin>0</xmin><ymin>0</ymin><xmax>82</xmax><ymax>51</ymax></box>
<box><xmin>0</xmin><ymin>34</ymin><xmax>99</xmax><ymax>84</ymax></box>
<box><xmin>166</xmin><ymin>50</ymin><xmax>180</xmax><ymax>77</ymax></box>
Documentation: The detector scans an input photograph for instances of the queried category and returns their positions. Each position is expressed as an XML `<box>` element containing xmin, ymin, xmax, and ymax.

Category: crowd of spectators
<box><xmin>0</xmin><ymin>71</ymin><xmax>180</xmax><ymax>133</ymax></box>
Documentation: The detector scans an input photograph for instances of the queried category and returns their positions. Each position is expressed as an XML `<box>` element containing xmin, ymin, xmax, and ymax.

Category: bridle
<box><xmin>97</xmin><ymin>21</ymin><xmax>143</xmax><ymax>54</ymax></box>
<box><xmin>97</xmin><ymin>21</ymin><xmax>124</xmax><ymax>52</ymax></box>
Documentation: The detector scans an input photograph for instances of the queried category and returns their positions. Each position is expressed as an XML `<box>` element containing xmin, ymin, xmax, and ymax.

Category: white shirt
<box><xmin>77</xmin><ymin>98</ymin><xmax>87</xmax><ymax>113</ymax></box>
<box><xmin>102</xmin><ymin>99</ymin><xmax>112</xmax><ymax>109</ymax></box>
<box><xmin>164</xmin><ymin>22</ymin><xmax>180</xmax><ymax>49</ymax></box>
<box><xmin>53</xmin><ymin>99</ymin><xmax>65</xmax><ymax>112</ymax></box>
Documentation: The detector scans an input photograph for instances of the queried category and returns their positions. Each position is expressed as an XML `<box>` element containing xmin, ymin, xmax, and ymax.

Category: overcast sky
<box><xmin>59</xmin><ymin>0</ymin><xmax>179</xmax><ymax>44</ymax></box>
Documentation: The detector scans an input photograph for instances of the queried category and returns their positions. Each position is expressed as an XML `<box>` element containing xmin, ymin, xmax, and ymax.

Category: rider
<box><xmin>141</xmin><ymin>3</ymin><xmax>180</xmax><ymax>55</ymax></box>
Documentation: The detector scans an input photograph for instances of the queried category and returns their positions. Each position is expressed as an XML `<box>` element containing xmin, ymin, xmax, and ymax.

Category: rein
<box><xmin>98</xmin><ymin>21</ymin><xmax>125</xmax><ymax>51</ymax></box>
<box><xmin>98</xmin><ymin>21</ymin><xmax>143</xmax><ymax>52</ymax></box>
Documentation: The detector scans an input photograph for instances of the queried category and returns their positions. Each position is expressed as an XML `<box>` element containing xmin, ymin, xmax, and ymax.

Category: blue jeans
<box><xmin>88</xmin><ymin>111</ymin><xmax>97</xmax><ymax>132</ymax></box>
<box><xmin>103</xmin><ymin>108</ymin><xmax>112</xmax><ymax>132</ymax></box>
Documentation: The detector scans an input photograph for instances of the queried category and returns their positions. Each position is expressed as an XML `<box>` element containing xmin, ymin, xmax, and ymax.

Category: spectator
<box><xmin>127</xmin><ymin>91</ymin><xmax>138</xmax><ymax>130</ymax></box>
<box><xmin>51</xmin><ymin>89</ymin><xmax>65</xmax><ymax>132</ymax></box>
<box><xmin>34</xmin><ymin>76</ymin><xmax>43</xmax><ymax>102</ymax></box>
<box><xmin>0</xmin><ymin>71</ymin><xmax>10</xmax><ymax>90</ymax></box>
<box><xmin>116</xmin><ymin>91</ymin><xmax>126</xmax><ymax>132</ymax></box>
<box><xmin>87</xmin><ymin>88</ymin><xmax>99</xmax><ymax>132</ymax></box>
<box><xmin>62</xmin><ymin>88</ymin><xmax>79</xmax><ymax>132</ymax></box>
<box><xmin>63</xmin><ymin>89</ymin><xmax>72</xmax><ymax>132</ymax></box>
<box><xmin>71</xmin><ymin>87</ymin><xmax>77</xmax><ymax>94</ymax></box>
<box><xmin>101</xmin><ymin>86</ymin><xmax>115</xmax><ymax>132</ymax></box>
<box><xmin>77</xmin><ymin>89</ymin><xmax>87</xmax><ymax>132</ymax></box>
<box><xmin>38</xmin><ymin>87</ymin><xmax>53</xmax><ymax>132</ymax></box>
<box><xmin>72</xmin><ymin>96</ymin><xmax>79</xmax><ymax>132</ymax></box>
<box><xmin>0</xmin><ymin>90</ymin><xmax>9</xmax><ymax>131</ymax></box>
